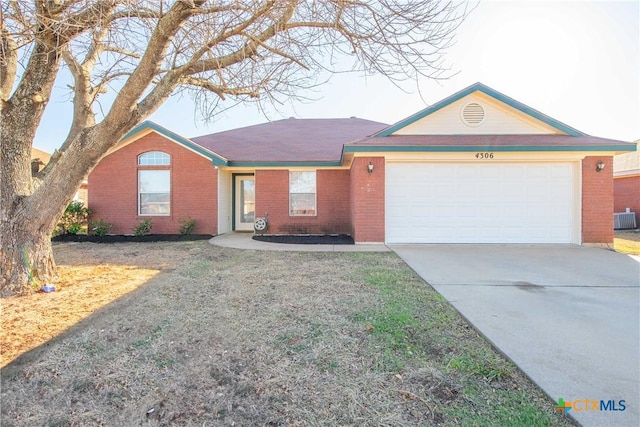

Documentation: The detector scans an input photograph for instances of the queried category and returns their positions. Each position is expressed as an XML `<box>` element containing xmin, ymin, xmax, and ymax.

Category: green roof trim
<box><xmin>122</xmin><ymin>121</ymin><xmax>229</xmax><ymax>165</ymax></box>
<box><xmin>344</xmin><ymin>145</ymin><xmax>632</xmax><ymax>153</ymax></box>
<box><xmin>225</xmin><ymin>161</ymin><xmax>344</xmax><ymax>167</ymax></box>
<box><xmin>212</xmin><ymin>157</ymin><xmax>228</xmax><ymax>166</ymax></box>
<box><xmin>375</xmin><ymin>82</ymin><xmax>585</xmax><ymax>137</ymax></box>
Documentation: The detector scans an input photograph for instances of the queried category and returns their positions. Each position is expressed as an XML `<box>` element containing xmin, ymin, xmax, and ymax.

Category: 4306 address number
<box><xmin>475</xmin><ymin>152</ymin><xmax>494</xmax><ymax>159</ymax></box>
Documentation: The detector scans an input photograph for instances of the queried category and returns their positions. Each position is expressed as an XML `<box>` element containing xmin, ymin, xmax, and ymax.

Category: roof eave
<box><xmin>222</xmin><ymin>160</ymin><xmax>344</xmax><ymax>168</ymax></box>
<box><xmin>343</xmin><ymin>144</ymin><xmax>634</xmax><ymax>153</ymax></box>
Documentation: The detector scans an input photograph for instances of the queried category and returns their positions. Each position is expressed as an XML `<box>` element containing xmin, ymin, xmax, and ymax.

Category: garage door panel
<box><xmin>386</xmin><ymin>162</ymin><xmax>577</xmax><ymax>244</ymax></box>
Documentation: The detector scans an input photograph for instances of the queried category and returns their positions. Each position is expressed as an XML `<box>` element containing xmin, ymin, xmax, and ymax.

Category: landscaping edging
<box><xmin>52</xmin><ymin>234</ymin><xmax>213</xmax><ymax>243</ymax></box>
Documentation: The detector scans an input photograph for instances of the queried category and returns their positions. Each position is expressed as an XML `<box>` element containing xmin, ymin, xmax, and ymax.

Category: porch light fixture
<box><xmin>596</xmin><ymin>161</ymin><xmax>605</xmax><ymax>172</ymax></box>
<box><xmin>367</xmin><ymin>162</ymin><xmax>374</xmax><ymax>174</ymax></box>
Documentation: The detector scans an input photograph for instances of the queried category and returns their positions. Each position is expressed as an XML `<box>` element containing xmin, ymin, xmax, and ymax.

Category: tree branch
<box><xmin>181</xmin><ymin>76</ymin><xmax>260</xmax><ymax>100</ymax></box>
<box><xmin>241</xmin><ymin>31</ymin><xmax>309</xmax><ymax>71</ymax></box>
<box><xmin>101</xmin><ymin>0</ymin><xmax>204</xmax><ymax>132</ymax></box>
<box><xmin>184</xmin><ymin>1</ymin><xmax>297</xmax><ymax>75</ymax></box>
<box><xmin>181</xmin><ymin>0</ymin><xmax>277</xmax><ymax>72</ymax></box>
<box><xmin>60</xmin><ymin>45</ymin><xmax>96</xmax><ymax>147</ymax></box>
<box><xmin>51</xmin><ymin>1</ymin><xmax>120</xmax><ymax>45</ymax></box>
<box><xmin>134</xmin><ymin>1</ymin><xmax>296</xmax><ymax>119</ymax></box>
<box><xmin>0</xmin><ymin>11</ymin><xmax>18</xmax><ymax>102</ymax></box>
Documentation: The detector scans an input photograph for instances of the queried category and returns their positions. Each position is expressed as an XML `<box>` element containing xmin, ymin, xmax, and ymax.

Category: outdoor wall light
<box><xmin>367</xmin><ymin>162</ymin><xmax>374</xmax><ymax>174</ymax></box>
<box><xmin>596</xmin><ymin>161</ymin><xmax>605</xmax><ymax>172</ymax></box>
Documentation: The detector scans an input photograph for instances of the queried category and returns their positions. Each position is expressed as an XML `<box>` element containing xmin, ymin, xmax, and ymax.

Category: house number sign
<box><xmin>475</xmin><ymin>152</ymin><xmax>494</xmax><ymax>159</ymax></box>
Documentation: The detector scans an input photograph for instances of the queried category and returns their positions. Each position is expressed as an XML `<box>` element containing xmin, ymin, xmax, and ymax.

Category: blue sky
<box><xmin>34</xmin><ymin>0</ymin><xmax>639</xmax><ymax>153</ymax></box>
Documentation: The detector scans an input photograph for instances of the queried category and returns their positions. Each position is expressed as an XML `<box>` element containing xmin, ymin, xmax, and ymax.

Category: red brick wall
<box><xmin>350</xmin><ymin>157</ymin><xmax>385</xmax><ymax>243</ymax></box>
<box><xmin>88</xmin><ymin>132</ymin><xmax>218</xmax><ymax>234</ymax></box>
<box><xmin>582</xmin><ymin>156</ymin><xmax>614</xmax><ymax>243</ymax></box>
<box><xmin>254</xmin><ymin>169</ymin><xmax>351</xmax><ymax>234</ymax></box>
<box><xmin>614</xmin><ymin>175</ymin><xmax>640</xmax><ymax>226</ymax></box>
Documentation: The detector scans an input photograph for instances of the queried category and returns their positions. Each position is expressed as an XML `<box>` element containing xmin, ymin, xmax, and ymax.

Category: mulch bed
<box><xmin>253</xmin><ymin>234</ymin><xmax>354</xmax><ymax>245</ymax></box>
<box><xmin>52</xmin><ymin>234</ymin><xmax>213</xmax><ymax>243</ymax></box>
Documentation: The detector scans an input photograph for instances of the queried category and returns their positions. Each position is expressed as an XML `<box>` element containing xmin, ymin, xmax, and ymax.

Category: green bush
<box><xmin>90</xmin><ymin>219</ymin><xmax>113</xmax><ymax>236</ymax></box>
<box><xmin>133</xmin><ymin>219</ymin><xmax>153</xmax><ymax>236</ymax></box>
<box><xmin>56</xmin><ymin>201</ymin><xmax>91</xmax><ymax>235</ymax></box>
<box><xmin>179</xmin><ymin>217</ymin><xmax>196</xmax><ymax>235</ymax></box>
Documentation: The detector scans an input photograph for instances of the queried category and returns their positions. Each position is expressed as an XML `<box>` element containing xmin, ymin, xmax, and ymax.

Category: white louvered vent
<box><xmin>614</xmin><ymin>212</ymin><xmax>637</xmax><ymax>230</ymax></box>
<box><xmin>461</xmin><ymin>102</ymin><xmax>485</xmax><ymax>126</ymax></box>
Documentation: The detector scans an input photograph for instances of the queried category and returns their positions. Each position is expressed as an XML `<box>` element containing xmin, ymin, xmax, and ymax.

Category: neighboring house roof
<box><xmin>613</xmin><ymin>141</ymin><xmax>640</xmax><ymax>177</ymax></box>
<box><xmin>191</xmin><ymin>118</ymin><xmax>386</xmax><ymax>165</ymax></box>
<box><xmin>31</xmin><ymin>147</ymin><xmax>51</xmax><ymax>163</ymax></box>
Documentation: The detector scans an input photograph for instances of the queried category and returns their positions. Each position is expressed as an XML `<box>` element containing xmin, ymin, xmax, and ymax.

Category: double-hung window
<box><xmin>138</xmin><ymin>152</ymin><xmax>170</xmax><ymax>216</ymax></box>
<box><xmin>289</xmin><ymin>171</ymin><xmax>316</xmax><ymax>216</ymax></box>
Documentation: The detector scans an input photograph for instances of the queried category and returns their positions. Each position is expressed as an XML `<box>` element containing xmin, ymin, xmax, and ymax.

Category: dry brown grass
<box><xmin>1</xmin><ymin>241</ymin><xmax>201</xmax><ymax>368</ymax></box>
<box><xmin>0</xmin><ymin>241</ymin><xmax>570</xmax><ymax>426</ymax></box>
<box><xmin>615</xmin><ymin>229</ymin><xmax>640</xmax><ymax>255</ymax></box>
<box><xmin>0</xmin><ymin>265</ymin><xmax>158</xmax><ymax>367</ymax></box>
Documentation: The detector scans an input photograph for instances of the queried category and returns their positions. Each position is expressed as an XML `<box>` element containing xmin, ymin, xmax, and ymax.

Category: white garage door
<box><xmin>386</xmin><ymin>162</ymin><xmax>577</xmax><ymax>244</ymax></box>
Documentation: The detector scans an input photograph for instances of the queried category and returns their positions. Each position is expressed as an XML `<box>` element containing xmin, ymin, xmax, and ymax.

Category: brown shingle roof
<box><xmin>191</xmin><ymin>118</ymin><xmax>387</xmax><ymax>163</ymax></box>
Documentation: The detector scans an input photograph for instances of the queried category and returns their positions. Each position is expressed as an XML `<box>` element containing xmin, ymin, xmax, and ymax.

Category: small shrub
<box><xmin>56</xmin><ymin>201</ymin><xmax>92</xmax><ymax>235</ymax></box>
<box><xmin>179</xmin><ymin>217</ymin><xmax>196</xmax><ymax>235</ymax></box>
<box><xmin>133</xmin><ymin>219</ymin><xmax>153</xmax><ymax>236</ymax></box>
<box><xmin>90</xmin><ymin>219</ymin><xmax>113</xmax><ymax>236</ymax></box>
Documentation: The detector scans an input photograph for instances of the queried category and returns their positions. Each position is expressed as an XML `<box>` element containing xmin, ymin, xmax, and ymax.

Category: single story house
<box><xmin>613</xmin><ymin>141</ymin><xmax>640</xmax><ymax>227</ymax></box>
<box><xmin>88</xmin><ymin>82</ymin><xmax>636</xmax><ymax>245</ymax></box>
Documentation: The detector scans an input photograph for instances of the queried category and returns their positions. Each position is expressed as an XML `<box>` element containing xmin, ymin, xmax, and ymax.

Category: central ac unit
<box><xmin>614</xmin><ymin>212</ymin><xmax>637</xmax><ymax>230</ymax></box>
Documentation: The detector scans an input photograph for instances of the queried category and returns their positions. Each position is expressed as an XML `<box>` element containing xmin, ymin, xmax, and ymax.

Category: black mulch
<box><xmin>52</xmin><ymin>234</ymin><xmax>213</xmax><ymax>243</ymax></box>
<box><xmin>252</xmin><ymin>234</ymin><xmax>354</xmax><ymax>245</ymax></box>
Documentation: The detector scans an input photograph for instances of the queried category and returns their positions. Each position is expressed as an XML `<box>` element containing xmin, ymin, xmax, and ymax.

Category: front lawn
<box><xmin>615</xmin><ymin>229</ymin><xmax>640</xmax><ymax>255</ymax></box>
<box><xmin>1</xmin><ymin>242</ymin><xmax>570</xmax><ymax>426</ymax></box>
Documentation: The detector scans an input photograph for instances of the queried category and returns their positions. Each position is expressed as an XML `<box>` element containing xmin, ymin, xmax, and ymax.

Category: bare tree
<box><xmin>1</xmin><ymin>0</ymin><xmax>469</xmax><ymax>295</ymax></box>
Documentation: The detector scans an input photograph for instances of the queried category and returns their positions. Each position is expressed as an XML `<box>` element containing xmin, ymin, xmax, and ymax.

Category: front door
<box><xmin>234</xmin><ymin>175</ymin><xmax>255</xmax><ymax>231</ymax></box>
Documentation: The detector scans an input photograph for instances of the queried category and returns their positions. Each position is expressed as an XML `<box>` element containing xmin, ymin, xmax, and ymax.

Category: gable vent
<box><xmin>461</xmin><ymin>102</ymin><xmax>485</xmax><ymax>126</ymax></box>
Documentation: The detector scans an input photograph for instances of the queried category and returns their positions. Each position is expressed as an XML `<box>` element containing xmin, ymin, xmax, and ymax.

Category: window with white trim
<box><xmin>138</xmin><ymin>152</ymin><xmax>170</xmax><ymax>216</ymax></box>
<box><xmin>138</xmin><ymin>151</ymin><xmax>170</xmax><ymax>165</ymax></box>
<box><xmin>290</xmin><ymin>171</ymin><xmax>316</xmax><ymax>216</ymax></box>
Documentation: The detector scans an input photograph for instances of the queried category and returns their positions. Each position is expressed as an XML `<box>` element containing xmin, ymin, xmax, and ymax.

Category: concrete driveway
<box><xmin>390</xmin><ymin>244</ymin><xmax>639</xmax><ymax>427</ymax></box>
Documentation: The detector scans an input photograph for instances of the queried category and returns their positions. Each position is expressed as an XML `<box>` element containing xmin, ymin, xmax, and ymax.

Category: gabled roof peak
<box><xmin>120</xmin><ymin>120</ymin><xmax>228</xmax><ymax>165</ymax></box>
<box><xmin>374</xmin><ymin>82</ymin><xmax>585</xmax><ymax>137</ymax></box>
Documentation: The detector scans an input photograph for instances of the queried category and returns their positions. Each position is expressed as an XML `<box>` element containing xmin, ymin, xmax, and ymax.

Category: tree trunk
<box><xmin>0</xmin><ymin>214</ymin><xmax>56</xmax><ymax>296</ymax></box>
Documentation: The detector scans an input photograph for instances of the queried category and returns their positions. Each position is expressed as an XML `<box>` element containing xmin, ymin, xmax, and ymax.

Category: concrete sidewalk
<box><xmin>391</xmin><ymin>244</ymin><xmax>640</xmax><ymax>427</ymax></box>
<box><xmin>210</xmin><ymin>232</ymin><xmax>389</xmax><ymax>252</ymax></box>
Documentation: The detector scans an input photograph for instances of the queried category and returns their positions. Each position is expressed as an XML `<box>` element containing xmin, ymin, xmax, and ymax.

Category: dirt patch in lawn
<box><xmin>1</xmin><ymin>242</ymin><xmax>571</xmax><ymax>426</ymax></box>
<box><xmin>614</xmin><ymin>229</ymin><xmax>640</xmax><ymax>255</ymax></box>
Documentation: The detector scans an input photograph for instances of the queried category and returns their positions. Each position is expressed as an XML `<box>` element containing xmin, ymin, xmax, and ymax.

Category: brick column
<box><xmin>350</xmin><ymin>157</ymin><xmax>385</xmax><ymax>243</ymax></box>
<box><xmin>582</xmin><ymin>156</ymin><xmax>614</xmax><ymax>244</ymax></box>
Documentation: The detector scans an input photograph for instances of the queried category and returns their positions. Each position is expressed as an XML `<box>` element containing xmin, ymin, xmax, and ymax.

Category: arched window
<box><xmin>138</xmin><ymin>152</ymin><xmax>170</xmax><ymax>215</ymax></box>
<box><xmin>138</xmin><ymin>151</ymin><xmax>170</xmax><ymax>166</ymax></box>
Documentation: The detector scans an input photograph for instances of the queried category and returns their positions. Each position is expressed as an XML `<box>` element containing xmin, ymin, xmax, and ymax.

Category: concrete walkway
<box><xmin>210</xmin><ymin>232</ymin><xmax>389</xmax><ymax>252</ymax></box>
<box><xmin>391</xmin><ymin>244</ymin><xmax>640</xmax><ymax>427</ymax></box>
